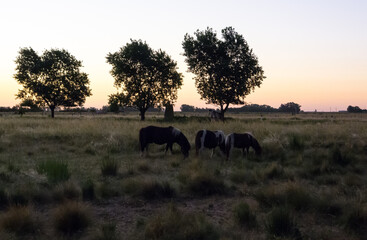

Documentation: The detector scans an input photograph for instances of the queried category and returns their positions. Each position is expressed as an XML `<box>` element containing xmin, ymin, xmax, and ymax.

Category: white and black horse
<box><xmin>225</xmin><ymin>132</ymin><xmax>262</xmax><ymax>160</ymax></box>
<box><xmin>139</xmin><ymin>126</ymin><xmax>191</xmax><ymax>158</ymax></box>
<box><xmin>195</xmin><ymin>130</ymin><xmax>226</xmax><ymax>157</ymax></box>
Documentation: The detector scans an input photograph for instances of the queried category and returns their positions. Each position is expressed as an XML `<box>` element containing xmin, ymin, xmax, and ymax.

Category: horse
<box><xmin>209</xmin><ymin>109</ymin><xmax>223</xmax><ymax>121</ymax></box>
<box><xmin>195</xmin><ymin>130</ymin><xmax>226</xmax><ymax>157</ymax></box>
<box><xmin>225</xmin><ymin>132</ymin><xmax>262</xmax><ymax>160</ymax></box>
<box><xmin>139</xmin><ymin>126</ymin><xmax>191</xmax><ymax>158</ymax></box>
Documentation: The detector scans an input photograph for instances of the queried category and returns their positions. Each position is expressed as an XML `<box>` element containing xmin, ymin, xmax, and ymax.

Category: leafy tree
<box><xmin>180</xmin><ymin>104</ymin><xmax>196</xmax><ymax>112</ymax></box>
<box><xmin>20</xmin><ymin>98</ymin><xmax>43</xmax><ymax>111</ymax></box>
<box><xmin>182</xmin><ymin>27</ymin><xmax>265</xmax><ymax>119</ymax></box>
<box><xmin>107</xmin><ymin>40</ymin><xmax>183</xmax><ymax>120</ymax></box>
<box><xmin>347</xmin><ymin>105</ymin><xmax>363</xmax><ymax>113</ymax></box>
<box><xmin>279</xmin><ymin>102</ymin><xmax>301</xmax><ymax>114</ymax></box>
<box><xmin>14</xmin><ymin>48</ymin><xmax>91</xmax><ymax>118</ymax></box>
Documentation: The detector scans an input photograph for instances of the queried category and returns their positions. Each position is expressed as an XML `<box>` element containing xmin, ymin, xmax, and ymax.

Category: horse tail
<box><xmin>139</xmin><ymin>128</ymin><xmax>145</xmax><ymax>153</ymax></box>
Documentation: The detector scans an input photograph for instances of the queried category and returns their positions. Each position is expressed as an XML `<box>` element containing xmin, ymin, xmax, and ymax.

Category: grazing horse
<box><xmin>195</xmin><ymin>130</ymin><xmax>226</xmax><ymax>157</ymax></box>
<box><xmin>225</xmin><ymin>132</ymin><xmax>262</xmax><ymax>160</ymax></box>
<box><xmin>139</xmin><ymin>126</ymin><xmax>191</xmax><ymax>158</ymax></box>
<box><xmin>209</xmin><ymin>110</ymin><xmax>223</xmax><ymax>121</ymax></box>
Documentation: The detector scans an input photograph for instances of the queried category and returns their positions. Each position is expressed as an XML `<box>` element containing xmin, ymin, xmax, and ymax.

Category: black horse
<box><xmin>195</xmin><ymin>130</ymin><xmax>226</xmax><ymax>157</ymax></box>
<box><xmin>225</xmin><ymin>132</ymin><xmax>262</xmax><ymax>160</ymax></box>
<box><xmin>139</xmin><ymin>126</ymin><xmax>191</xmax><ymax>158</ymax></box>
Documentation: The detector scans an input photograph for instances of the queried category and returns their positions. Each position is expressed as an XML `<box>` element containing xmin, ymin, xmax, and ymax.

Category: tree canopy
<box><xmin>279</xmin><ymin>102</ymin><xmax>301</xmax><ymax>114</ymax></box>
<box><xmin>182</xmin><ymin>27</ymin><xmax>265</xmax><ymax>119</ymax></box>
<box><xmin>14</xmin><ymin>48</ymin><xmax>92</xmax><ymax>118</ymax></box>
<box><xmin>106</xmin><ymin>39</ymin><xmax>183</xmax><ymax>120</ymax></box>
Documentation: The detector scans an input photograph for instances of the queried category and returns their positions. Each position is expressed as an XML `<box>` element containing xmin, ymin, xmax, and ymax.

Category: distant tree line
<box><xmin>181</xmin><ymin>102</ymin><xmax>301</xmax><ymax>114</ymax></box>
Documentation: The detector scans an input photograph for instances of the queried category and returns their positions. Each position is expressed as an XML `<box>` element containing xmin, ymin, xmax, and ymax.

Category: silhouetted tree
<box><xmin>20</xmin><ymin>98</ymin><xmax>43</xmax><ymax>111</ymax></box>
<box><xmin>279</xmin><ymin>102</ymin><xmax>301</xmax><ymax>114</ymax></box>
<box><xmin>14</xmin><ymin>48</ymin><xmax>92</xmax><ymax>118</ymax></box>
<box><xmin>180</xmin><ymin>104</ymin><xmax>196</xmax><ymax>112</ymax></box>
<box><xmin>182</xmin><ymin>27</ymin><xmax>265</xmax><ymax>119</ymax></box>
<box><xmin>107</xmin><ymin>40</ymin><xmax>183</xmax><ymax>120</ymax></box>
<box><xmin>347</xmin><ymin>105</ymin><xmax>363</xmax><ymax>113</ymax></box>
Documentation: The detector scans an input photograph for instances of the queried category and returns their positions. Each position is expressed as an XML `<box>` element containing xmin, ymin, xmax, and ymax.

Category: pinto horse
<box><xmin>139</xmin><ymin>126</ymin><xmax>191</xmax><ymax>158</ymax></box>
<box><xmin>195</xmin><ymin>130</ymin><xmax>226</xmax><ymax>157</ymax></box>
<box><xmin>225</xmin><ymin>132</ymin><xmax>262</xmax><ymax>160</ymax></box>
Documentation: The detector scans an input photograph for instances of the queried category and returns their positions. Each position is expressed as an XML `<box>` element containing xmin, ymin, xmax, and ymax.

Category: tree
<box><xmin>182</xmin><ymin>27</ymin><xmax>265</xmax><ymax>119</ymax></box>
<box><xmin>347</xmin><ymin>105</ymin><xmax>363</xmax><ymax>113</ymax></box>
<box><xmin>180</xmin><ymin>104</ymin><xmax>196</xmax><ymax>112</ymax></box>
<box><xmin>279</xmin><ymin>102</ymin><xmax>301</xmax><ymax>114</ymax></box>
<box><xmin>14</xmin><ymin>48</ymin><xmax>91</xmax><ymax>118</ymax></box>
<box><xmin>107</xmin><ymin>40</ymin><xmax>183</xmax><ymax>120</ymax></box>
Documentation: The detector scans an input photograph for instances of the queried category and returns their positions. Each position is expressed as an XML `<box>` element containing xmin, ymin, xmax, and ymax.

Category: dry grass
<box><xmin>0</xmin><ymin>112</ymin><xmax>365</xmax><ymax>239</ymax></box>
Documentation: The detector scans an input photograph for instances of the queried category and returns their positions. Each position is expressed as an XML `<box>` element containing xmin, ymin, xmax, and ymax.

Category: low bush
<box><xmin>139</xmin><ymin>181</ymin><xmax>176</xmax><ymax>200</ymax></box>
<box><xmin>101</xmin><ymin>156</ymin><xmax>119</xmax><ymax>176</ymax></box>
<box><xmin>233</xmin><ymin>202</ymin><xmax>257</xmax><ymax>228</ymax></box>
<box><xmin>0</xmin><ymin>206</ymin><xmax>39</xmax><ymax>235</ymax></box>
<box><xmin>265</xmin><ymin>207</ymin><xmax>300</xmax><ymax>239</ymax></box>
<box><xmin>53</xmin><ymin>181</ymin><xmax>82</xmax><ymax>202</ymax></box>
<box><xmin>93</xmin><ymin>222</ymin><xmax>119</xmax><ymax>240</ymax></box>
<box><xmin>289</xmin><ymin>134</ymin><xmax>305</xmax><ymax>151</ymax></box>
<box><xmin>82</xmin><ymin>179</ymin><xmax>95</xmax><ymax>200</ymax></box>
<box><xmin>342</xmin><ymin>205</ymin><xmax>367</xmax><ymax>236</ymax></box>
<box><xmin>185</xmin><ymin>172</ymin><xmax>228</xmax><ymax>197</ymax></box>
<box><xmin>37</xmin><ymin>159</ymin><xmax>70</xmax><ymax>184</ymax></box>
<box><xmin>145</xmin><ymin>205</ymin><xmax>219</xmax><ymax>240</ymax></box>
<box><xmin>53</xmin><ymin>201</ymin><xmax>91</xmax><ymax>236</ymax></box>
<box><xmin>331</xmin><ymin>147</ymin><xmax>353</xmax><ymax>166</ymax></box>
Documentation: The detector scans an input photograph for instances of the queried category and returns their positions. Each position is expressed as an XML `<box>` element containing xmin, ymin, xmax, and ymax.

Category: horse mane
<box><xmin>171</xmin><ymin>127</ymin><xmax>181</xmax><ymax>137</ymax></box>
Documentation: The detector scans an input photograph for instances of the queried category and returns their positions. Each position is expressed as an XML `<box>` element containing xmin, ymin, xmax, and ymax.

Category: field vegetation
<box><xmin>0</xmin><ymin>112</ymin><xmax>366</xmax><ymax>239</ymax></box>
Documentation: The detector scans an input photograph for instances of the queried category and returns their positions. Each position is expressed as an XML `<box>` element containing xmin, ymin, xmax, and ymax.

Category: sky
<box><xmin>0</xmin><ymin>0</ymin><xmax>366</xmax><ymax>111</ymax></box>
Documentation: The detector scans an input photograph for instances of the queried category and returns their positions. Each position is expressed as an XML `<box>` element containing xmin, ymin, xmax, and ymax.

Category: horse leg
<box><xmin>210</xmin><ymin>149</ymin><xmax>214</xmax><ymax>158</ymax></box>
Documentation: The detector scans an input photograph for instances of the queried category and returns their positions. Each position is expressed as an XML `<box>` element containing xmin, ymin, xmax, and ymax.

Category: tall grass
<box><xmin>37</xmin><ymin>159</ymin><xmax>70</xmax><ymax>184</ymax></box>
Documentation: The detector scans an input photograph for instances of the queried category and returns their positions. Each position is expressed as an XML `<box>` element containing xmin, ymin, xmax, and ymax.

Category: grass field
<box><xmin>0</xmin><ymin>112</ymin><xmax>366</xmax><ymax>239</ymax></box>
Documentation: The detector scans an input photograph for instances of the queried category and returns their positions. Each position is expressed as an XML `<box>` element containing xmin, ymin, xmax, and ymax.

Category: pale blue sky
<box><xmin>0</xmin><ymin>0</ymin><xmax>366</xmax><ymax>111</ymax></box>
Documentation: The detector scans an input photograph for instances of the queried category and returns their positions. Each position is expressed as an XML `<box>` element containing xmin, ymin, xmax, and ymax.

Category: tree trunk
<box><xmin>50</xmin><ymin>105</ymin><xmax>55</xmax><ymax>118</ymax></box>
<box><xmin>140</xmin><ymin>109</ymin><xmax>146</xmax><ymax>121</ymax></box>
<box><xmin>164</xmin><ymin>103</ymin><xmax>174</xmax><ymax>121</ymax></box>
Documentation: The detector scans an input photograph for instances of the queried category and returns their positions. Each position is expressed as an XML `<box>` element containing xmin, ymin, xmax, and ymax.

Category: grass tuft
<box><xmin>101</xmin><ymin>156</ymin><xmax>119</xmax><ymax>176</ymax></box>
<box><xmin>37</xmin><ymin>159</ymin><xmax>70</xmax><ymax>184</ymax></box>
<box><xmin>186</xmin><ymin>172</ymin><xmax>227</xmax><ymax>197</ymax></box>
<box><xmin>233</xmin><ymin>202</ymin><xmax>257</xmax><ymax>229</ymax></box>
<box><xmin>145</xmin><ymin>205</ymin><xmax>219</xmax><ymax>240</ymax></box>
<box><xmin>265</xmin><ymin>207</ymin><xmax>300</xmax><ymax>239</ymax></box>
<box><xmin>53</xmin><ymin>201</ymin><xmax>91</xmax><ymax>236</ymax></box>
<box><xmin>0</xmin><ymin>206</ymin><xmax>40</xmax><ymax>235</ymax></box>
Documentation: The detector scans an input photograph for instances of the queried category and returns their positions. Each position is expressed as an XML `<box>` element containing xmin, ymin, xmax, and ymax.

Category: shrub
<box><xmin>265</xmin><ymin>207</ymin><xmax>300</xmax><ymax>239</ymax></box>
<box><xmin>289</xmin><ymin>134</ymin><xmax>305</xmax><ymax>151</ymax></box>
<box><xmin>53</xmin><ymin>181</ymin><xmax>82</xmax><ymax>202</ymax></box>
<box><xmin>137</xmin><ymin>162</ymin><xmax>150</xmax><ymax>172</ymax></box>
<box><xmin>0</xmin><ymin>188</ymin><xmax>8</xmax><ymax>207</ymax></box>
<box><xmin>97</xmin><ymin>182</ymin><xmax>120</xmax><ymax>199</ymax></box>
<box><xmin>284</xmin><ymin>184</ymin><xmax>312</xmax><ymax>211</ymax></box>
<box><xmin>101</xmin><ymin>157</ymin><xmax>119</xmax><ymax>176</ymax></box>
<box><xmin>186</xmin><ymin>172</ymin><xmax>227</xmax><ymax>197</ymax></box>
<box><xmin>314</xmin><ymin>195</ymin><xmax>343</xmax><ymax>216</ymax></box>
<box><xmin>331</xmin><ymin>147</ymin><xmax>352</xmax><ymax>166</ymax></box>
<box><xmin>93</xmin><ymin>222</ymin><xmax>119</xmax><ymax>240</ymax></box>
<box><xmin>233</xmin><ymin>202</ymin><xmax>257</xmax><ymax>228</ymax></box>
<box><xmin>139</xmin><ymin>181</ymin><xmax>176</xmax><ymax>200</ymax></box>
<box><xmin>261</xmin><ymin>162</ymin><xmax>285</xmax><ymax>180</ymax></box>
<box><xmin>8</xmin><ymin>186</ymin><xmax>31</xmax><ymax>206</ymax></box>
<box><xmin>342</xmin><ymin>205</ymin><xmax>367</xmax><ymax>236</ymax></box>
<box><xmin>82</xmin><ymin>179</ymin><xmax>95</xmax><ymax>200</ymax></box>
<box><xmin>230</xmin><ymin>170</ymin><xmax>258</xmax><ymax>185</ymax></box>
<box><xmin>53</xmin><ymin>201</ymin><xmax>91</xmax><ymax>236</ymax></box>
<box><xmin>145</xmin><ymin>205</ymin><xmax>219</xmax><ymax>240</ymax></box>
<box><xmin>0</xmin><ymin>206</ymin><xmax>39</xmax><ymax>235</ymax></box>
<box><xmin>37</xmin><ymin>159</ymin><xmax>70</xmax><ymax>184</ymax></box>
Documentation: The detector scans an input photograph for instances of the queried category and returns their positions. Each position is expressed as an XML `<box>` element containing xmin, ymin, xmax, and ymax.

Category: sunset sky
<box><xmin>0</xmin><ymin>0</ymin><xmax>366</xmax><ymax>111</ymax></box>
